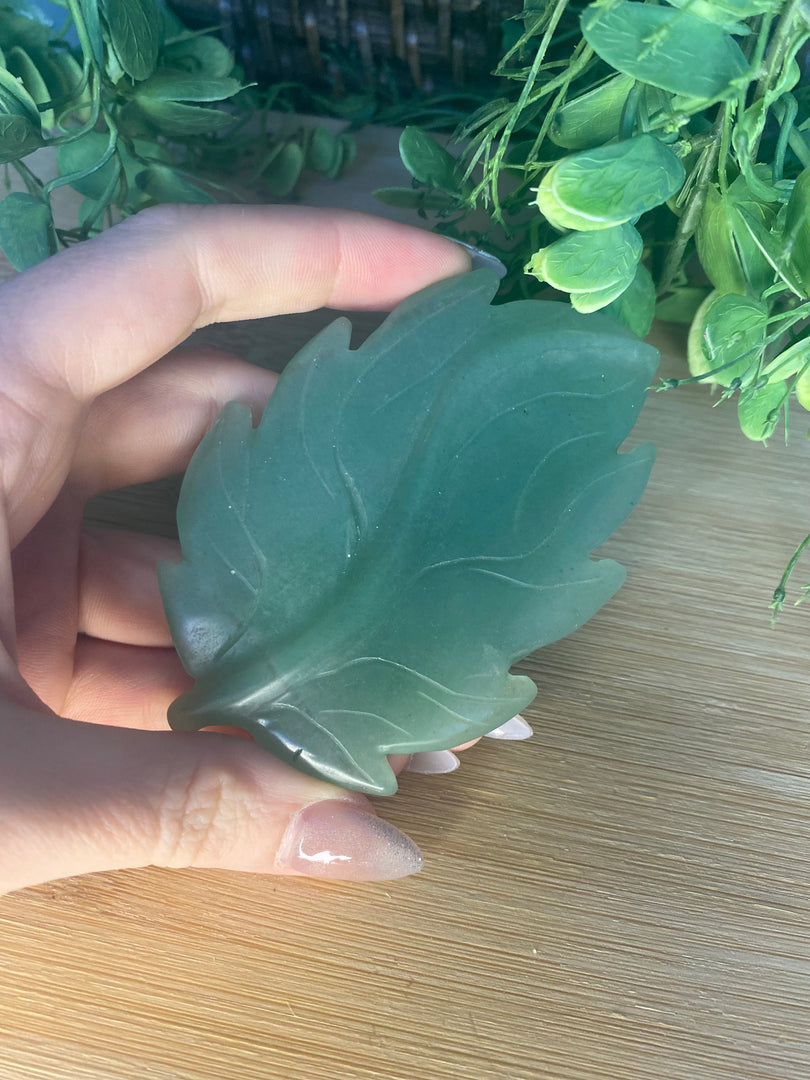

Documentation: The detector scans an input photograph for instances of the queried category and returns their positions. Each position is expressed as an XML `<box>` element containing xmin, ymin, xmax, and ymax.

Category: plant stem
<box><xmin>656</xmin><ymin>108</ymin><xmax>725</xmax><ymax>297</ymax></box>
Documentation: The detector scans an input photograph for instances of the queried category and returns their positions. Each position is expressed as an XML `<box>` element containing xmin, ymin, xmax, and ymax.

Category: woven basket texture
<box><xmin>170</xmin><ymin>0</ymin><xmax>519</xmax><ymax>91</ymax></box>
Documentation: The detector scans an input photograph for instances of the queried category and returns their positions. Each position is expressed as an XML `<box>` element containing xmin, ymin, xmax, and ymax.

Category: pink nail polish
<box><xmin>277</xmin><ymin>800</ymin><xmax>423</xmax><ymax>881</ymax></box>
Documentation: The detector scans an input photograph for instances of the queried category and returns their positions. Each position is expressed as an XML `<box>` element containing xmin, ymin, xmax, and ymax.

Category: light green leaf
<box><xmin>701</xmin><ymin>292</ymin><xmax>767</xmax><ymax>386</ymax></box>
<box><xmin>101</xmin><ymin>0</ymin><xmax>161</xmax><ymax>81</ymax></box>
<box><xmin>526</xmin><ymin>223</ymin><xmax>643</xmax><ymax>295</ymax></box>
<box><xmin>665</xmin><ymin>0</ymin><xmax>779</xmax><ymax>33</ymax></box>
<box><xmin>549</xmin><ymin>74</ymin><xmax>635</xmax><ymax>150</ymax></box>
<box><xmin>783</xmin><ymin>167</ymin><xmax>810</xmax><ymax>294</ymax></box>
<box><xmin>581</xmin><ymin>1</ymin><xmax>748</xmax><ymax>101</ymax></box>
<box><xmin>0</xmin><ymin>111</ymin><xmax>42</xmax><ymax>163</ymax></box>
<box><xmin>738</xmin><ymin>379</ymin><xmax>786</xmax><ymax>441</ymax></box>
<box><xmin>0</xmin><ymin>63</ymin><xmax>42</xmax><ymax>127</ymax></box>
<box><xmin>695</xmin><ymin>184</ymin><xmax>774</xmax><ymax>296</ymax></box>
<box><xmin>4</xmin><ymin>45</ymin><xmax>54</xmax><ymax>128</ymax></box>
<box><xmin>536</xmin><ymin>135</ymin><xmax>685</xmax><ymax>231</ymax></box>
<box><xmin>0</xmin><ymin>190</ymin><xmax>56</xmax><ymax>270</ymax></box>
<box><xmin>604</xmin><ymin>262</ymin><xmax>655</xmax><ymax>337</ymax></box>
<box><xmin>734</xmin><ymin>201</ymin><xmax>805</xmax><ymax>298</ymax></box>
<box><xmin>136</xmin><ymin>71</ymin><xmax>243</xmax><ymax>102</ymax></box>
<box><xmin>159</xmin><ymin>271</ymin><xmax>656</xmax><ymax>795</ymax></box>
<box><xmin>399</xmin><ymin>125</ymin><xmax>458</xmax><ymax>191</ymax></box>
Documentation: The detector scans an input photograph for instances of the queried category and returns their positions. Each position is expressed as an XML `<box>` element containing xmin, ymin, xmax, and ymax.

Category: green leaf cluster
<box><xmin>386</xmin><ymin>0</ymin><xmax>810</xmax><ymax>610</ymax></box>
<box><xmin>0</xmin><ymin>0</ymin><xmax>355</xmax><ymax>268</ymax></box>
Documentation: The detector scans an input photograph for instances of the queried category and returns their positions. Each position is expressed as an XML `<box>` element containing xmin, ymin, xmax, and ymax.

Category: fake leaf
<box><xmin>159</xmin><ymin>271</ymin><xmax>656</xmax><ymax>795</ymax></box>
<box><xmin>101</xmin><ymin>0</ymin><xmax>161</xmax><ymax>81</ymax></box>
<box><xmin>399</xmin><ymin>125</ymin><xmax>458</xmax><ymax>191</ymax></box>
<box><xmin>535</xmin><ymin>136</ymin><xmax>685</xmax><ymax>231</ymax></box>
<box><xmin>0</xmin><ymin>191</ymin><xmax>56</xmax><ymax>269</ymax></box>
<box><xmin>581</xmin><ymin>1</ymin><xmax>748</xmax><ymax>101</ymax></box>
<box><xmin>701</xmin><ymin>293</ymin><xmax>767</xmax><ymax>386</ymax></box>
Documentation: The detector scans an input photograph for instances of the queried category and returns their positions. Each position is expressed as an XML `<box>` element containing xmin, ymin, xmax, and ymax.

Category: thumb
<box><xmin>1</xmin><ymin>705</ymin><xmax>423</xmax><ymax>895</ymax></box>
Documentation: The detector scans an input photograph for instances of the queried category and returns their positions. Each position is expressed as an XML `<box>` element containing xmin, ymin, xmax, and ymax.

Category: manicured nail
<box><xmin>406</xmin><ymin>750</ymin><xmax>460</xmax><ymax>774</ymax></box>
<box><xmin>277</xmin><ymin>799</ymin><xmax>423</xmax><ymax>881</ymax></box>
<box><xmin>448</xmin><ymin>238</ymin><xmax>508</xmax><ymax>278</ymax></box>
<box><xmin>484</xmin><ymin>714</ymin><xmax>534</xmax><ymax>740</ymax></box>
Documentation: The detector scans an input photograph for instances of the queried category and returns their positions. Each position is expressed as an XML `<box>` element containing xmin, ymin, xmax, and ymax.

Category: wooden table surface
<box><xmin>2</xmin><ymin>131</ymin><xmax>810</xmax><ymax>1080</ymax></box>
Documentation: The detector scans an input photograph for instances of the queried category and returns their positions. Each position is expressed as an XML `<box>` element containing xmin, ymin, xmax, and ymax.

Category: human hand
<box><xmin>1</xmin><ymin>204</ymin><xmax>490</xmax><ymax>896</ymax></box>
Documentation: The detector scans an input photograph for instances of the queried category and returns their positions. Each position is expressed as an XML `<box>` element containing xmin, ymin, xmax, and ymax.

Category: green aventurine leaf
<box><xmin>159</xmin><ymin>272</ymin><xmax>656</xmax><ymax>795</ymax></box>
<box><xmin>0</xmin><ymin>191</ymin><xmax>56</xmax><ymax>269</ymax></box>
<box><xmin>581</xmin><ymin>1</ymin><xmax>748</xmax><ymax>101</ymax></box>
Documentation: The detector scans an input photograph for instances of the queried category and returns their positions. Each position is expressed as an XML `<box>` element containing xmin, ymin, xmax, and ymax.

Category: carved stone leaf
<box><xmin>159</xmin><ymin>271</ymin><xmax>657</xmax><ymax>794</ymax></box>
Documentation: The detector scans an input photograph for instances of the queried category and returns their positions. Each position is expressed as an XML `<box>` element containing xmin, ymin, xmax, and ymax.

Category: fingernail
<box><xmin>277</xmin><ymin>800</ymin><xmax>423</xmax><ymax>881</ymax></box>
<box><xmin>447</xmin><ymin>238</ymin><xmax>508</xmax><ymax>279</ymax></box>
<box><xmin>406</xmin><ymin>750</ymin><xmax>460</xmax><ymax>774</ymax></box>
<box><xmin>484</xmin><ymin>714</ymin><xmax>534</xmax><ymax>741</ymax></box>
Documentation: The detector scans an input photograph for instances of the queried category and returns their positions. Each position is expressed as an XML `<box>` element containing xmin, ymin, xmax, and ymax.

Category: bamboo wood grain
<box><xmin>1</xmin><ymin>144</ymin><xmax>810</xmax><ymax>1080</ymax></box>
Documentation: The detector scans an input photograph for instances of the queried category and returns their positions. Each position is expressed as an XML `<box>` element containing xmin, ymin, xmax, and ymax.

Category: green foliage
<box><xmin>387</xmin><ymin>0</ymin><xmax>810</xmax><ymax>610</ymax></box>
<box><xmin>0</xmin><ymin>0</ymin><xmax>356</xmax><ymax>261</ymax></box>
<box><xmin>159</xmin><ymin>271</ymin><xmax>656</xmax><ymax>794</ymax></box>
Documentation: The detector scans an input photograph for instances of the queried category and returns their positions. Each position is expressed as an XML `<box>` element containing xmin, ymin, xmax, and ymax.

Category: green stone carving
<box><xmin>159</xmin><ymin>270</ymin><xmax>656</xmax><ymax>794</ymax></box>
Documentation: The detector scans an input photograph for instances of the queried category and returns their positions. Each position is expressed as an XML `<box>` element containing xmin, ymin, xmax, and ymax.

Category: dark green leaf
<box><xmin>0</xmin><ymin>190</ymin><xmax>56</xmax><ymax>270</ymax></box>
<box><xmin>0</xmin><ymin>111</ymin><xmax>42</xmax><ymax>163</ymax></box>
<box><xmin>0</xmin><ymin>0</ymin><xmax>51</xmax><ymax>52</ymax></box>
<box><xmin>101</xmin><ymin>0</ymin><xmax>161</xmax><ymax>81</ymax></box>
<box><xmin>655</xmin><ymin>287</ymin><xmax>711</xmax><ymax>323</ymax></box>
<box><xmin>399</xmin><ymin>125</ymin><xmax>458</xmax><ymax>191</ymax></box>
<box><xmin>136</xmin><ymin>71</ymin><xmax>243</xmax><ymax>102</ymax></box>
<box><xmin>604</xmin><ymin>262</ymin><xmax>655</xmax><ymax>338</ymax></box>
<box><xmin>263</xmin><ymin>140</ymin><xmax>304</xmax><ymax>196</ymax></box>
<box><xmin>306</xmin><ymin>125</ymin><xmax>341</xmax><ymax>174</ymax></box>
<box><xmin>78</xmin><ymin>0</ymin><xmax>105</xmax><ymax>66</ymax></box>
<box><xmin>581</xmin><ymin>1</ymin><xmax>748</xmax><ymax>101</ymax></box>
<box><xmin>159</xmin><ymin>271</ymin><xmax>656</xmax><ymax>795</ymax></box>
<box><xmin>57</xmin><ymin>130</ymin><xmax>120</xmax><ymax>198</ymax></box>
<box><xmin>135</xmin><ymin>97</ymin><xmax>234</xmax><ymax>135</ymax></box>
<box><xmin>160</xmin><ymin>34</ymin><xmax>234</xmax><ymax>78</ymax></box>
<box><xmin>135</xmin><ymin>163</ymin><xmax>215</xmax><ymax>203</ymax></box>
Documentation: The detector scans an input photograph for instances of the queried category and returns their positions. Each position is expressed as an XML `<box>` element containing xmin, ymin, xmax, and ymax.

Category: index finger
<box><xmin>3</xmin><ymin>203</ymin><xmax>472</xmax><ymax>403</ymax></box>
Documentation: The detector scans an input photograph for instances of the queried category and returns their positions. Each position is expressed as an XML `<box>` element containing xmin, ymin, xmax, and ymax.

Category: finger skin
<box><xmin>0</xmin><ymin>704</ymin><xmax>373</xmax><ymax>895</ymax></box>
<box><xmin>1</xmin><ymin>204</ymin><xmax>470</xmax><ymax>547</ymax></box>
<box><xmin>71</xmin><ymin>347</ymin><xmax>278</xmax><ymax>494</ymax></box>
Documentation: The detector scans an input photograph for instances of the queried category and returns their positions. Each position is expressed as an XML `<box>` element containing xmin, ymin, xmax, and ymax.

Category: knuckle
<box><xmin>153</xmin><ymin>744</ymin><xmax>254</xmax><ymax>869</ymax></box>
